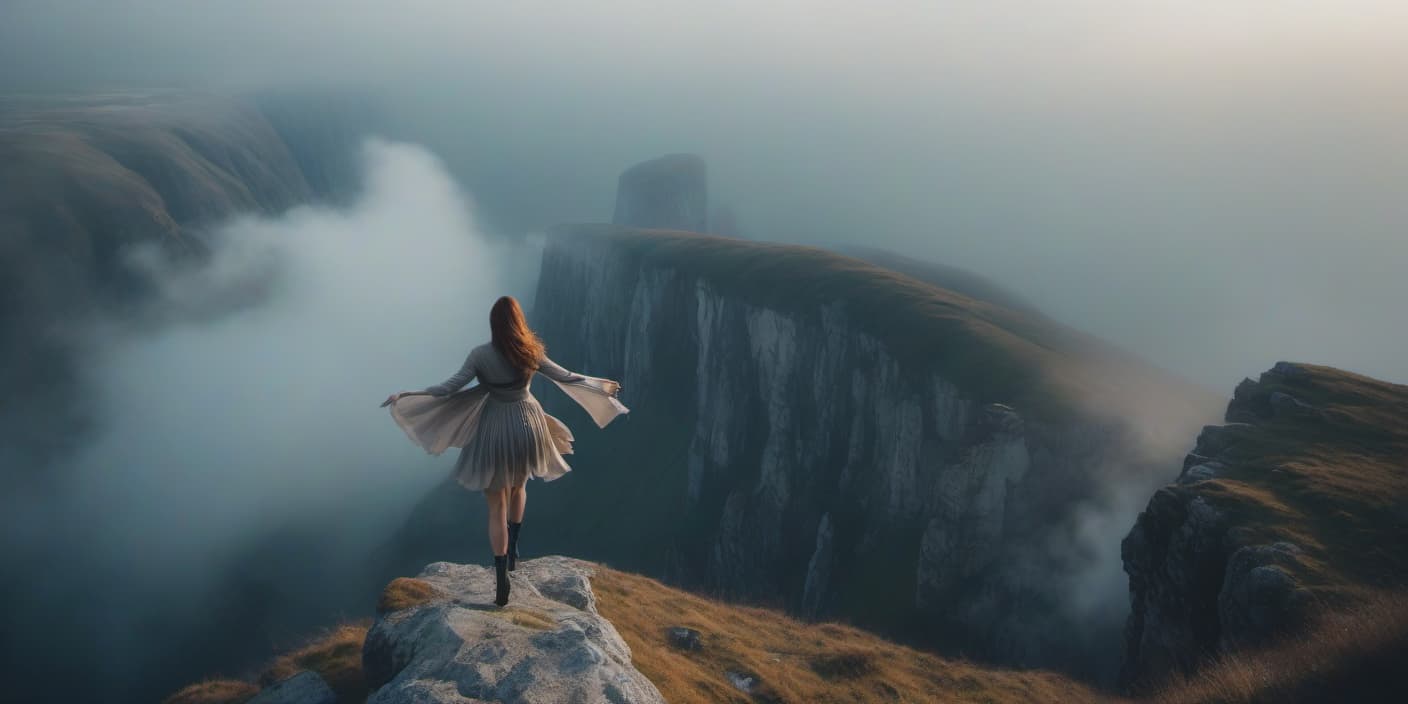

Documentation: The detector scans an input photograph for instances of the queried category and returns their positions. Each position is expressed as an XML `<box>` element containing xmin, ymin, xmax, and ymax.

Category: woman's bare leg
<box><xmin>484</xmin><ymin>488</ymin><xmax>509</xmax><ymax>556</ymax></box>
<box><xmin>508</xmin><ymin>482</ymin><xmax>526</xmax><ymax>523</ymax></box>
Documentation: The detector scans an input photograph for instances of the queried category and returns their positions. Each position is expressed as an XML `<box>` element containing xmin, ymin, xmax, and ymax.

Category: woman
<box><xmin>381</xmin><ymin>296</ymin><xmax>628</xmax><ymax>606</ymax></box>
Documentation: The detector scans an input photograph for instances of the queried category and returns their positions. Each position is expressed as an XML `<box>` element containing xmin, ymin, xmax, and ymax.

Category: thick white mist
<box><xmin>30</xmin><ymin>139</ymin><xmax>538</xmax><ymax>687</ymax></box>
<box><xmin>73</xmin><ymin>139</ymin><xmax>513</xmax><ymax>565</ymax></box>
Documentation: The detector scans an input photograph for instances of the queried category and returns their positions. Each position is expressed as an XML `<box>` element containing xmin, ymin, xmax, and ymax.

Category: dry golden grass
<box><xmin>161</xmin><ymin>678</ymin><xmax>258</xmax><ymax>704</ymax></box>
<box><xmin>162</xmin><ymin>622</ymin><xmax>371</xmax><ymax>704</ymax></box>
<box><xmin>259</xmin><ymin>622</ymin><xmax>370</xmax><ymax>703</ymax></box>
<box><xmin>1151</xmin><ymin>591</ymin><xmax>1408</xmax><ymax>704</ymax></box>
<box><xmin>169</xmin><ymin>549</ymin><xmax>1408</xmax><ymax>704</ymax></box>
<box><xmin>377</xmin><ymin>577</ymin><xmax>445</xmax><ymax>614</ymax></box>
<box><xmin>591</xmin><ymin>565</ymin><xmax>1108</xmax><ymax>703</ymax></box>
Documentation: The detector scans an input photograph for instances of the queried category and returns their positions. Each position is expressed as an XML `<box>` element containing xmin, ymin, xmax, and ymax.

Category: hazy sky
<box><xmin>3</xmin><ymin>1</ymin><xmax>1406</xmax><ymax>387</ymax></box>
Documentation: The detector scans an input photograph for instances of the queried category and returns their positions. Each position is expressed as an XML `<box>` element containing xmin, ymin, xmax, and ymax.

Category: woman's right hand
<box><xmin>380</xmin><ymin>392</ymin><xmax>404</xmax><ymax>408</ymax></box>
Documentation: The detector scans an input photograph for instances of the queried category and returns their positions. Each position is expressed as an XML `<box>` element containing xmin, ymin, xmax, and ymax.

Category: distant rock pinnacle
<box><xmin>612</xmin><ymin>153</ymin><xmax>707</xmax><ymax>232</ymax></box>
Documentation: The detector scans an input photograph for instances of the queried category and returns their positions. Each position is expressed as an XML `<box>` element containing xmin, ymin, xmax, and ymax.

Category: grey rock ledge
<box><xmin>363</xmin><ymin>556</ymin><xmax>664</xmax><ymax>704</ymax></box>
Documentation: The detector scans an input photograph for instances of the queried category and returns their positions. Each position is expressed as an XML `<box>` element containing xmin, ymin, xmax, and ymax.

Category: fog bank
<box><xmin>5</xmin><ymin>3</ymin><xmax>1406</xmax><ymax>387</ymax></box>
<box><xmin>3</xmin><ymin>139</ymin><xmax>538</xmax><ymax>702</ymax></box>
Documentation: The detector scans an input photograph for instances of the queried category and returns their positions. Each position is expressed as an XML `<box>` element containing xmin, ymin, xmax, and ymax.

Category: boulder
<box><xmin>1193</xmin><ymin>423</ymin><xmax>1253</xmax><ymax>456</ymax></box>
<box><xmin>1177</xmin><ymin>461</ymin><xmax>1224</xmax><ymax>485</ymax></box>
<box><xmin>1269</xmin><ymin>361</ymin><xmax>1309</xmax><ymax>380</ymax></box>
<box><xmin>667</xmin><ymin>627</ymin><xmax>703</xmax><ymax>652</ymax></box>
<box><xmin>1218</xmin><ymin>542</ymin><xmax>1313</xmax><ymax>648</ymax></box>
<box><xmin>363</xmin><ymin>556</ymin><xmax>664</xmax><ymax>704</ymax></box>
<box><xmin>1224</xmin><ymin>377</ymin><xmax>1267</xmax><ymax>422</ymax></box>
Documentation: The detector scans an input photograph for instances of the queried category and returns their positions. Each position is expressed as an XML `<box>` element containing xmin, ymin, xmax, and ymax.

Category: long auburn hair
<box><xmin>489</xmin><ymin>296</ymin><xmax>545</xmax><ymax>377</ymax></box>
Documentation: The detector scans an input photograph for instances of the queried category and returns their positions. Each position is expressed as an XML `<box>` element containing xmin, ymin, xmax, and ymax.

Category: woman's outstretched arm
<box><xmin>537</xmin><ymin>355</ymin><xmax>628</xmax><ymax>427</ymax></box>
<box><xmin>424</xmin><ymin>350</ymin><xmax>479</xmax><ymax>396</ymax></box>
<box><xmin>537</xmin><ymin>356</ymin><xmax>623</xmax><ymax>401</ymax></box>
<box><xmin>536</xmin><ymin>356</ymin><xmax>587</xmax><ymax>383</ymax></box>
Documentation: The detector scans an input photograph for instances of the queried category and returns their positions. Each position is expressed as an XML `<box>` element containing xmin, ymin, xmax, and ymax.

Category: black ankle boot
<box><xmin>494</xmin><ymin>555</ymin><xmax>510</xmax><ymax>606</ymax></box>
<box><xmin>507</xmin><ymin>521</ymin><xmax>522</xmax><ymax>572</ymax></box>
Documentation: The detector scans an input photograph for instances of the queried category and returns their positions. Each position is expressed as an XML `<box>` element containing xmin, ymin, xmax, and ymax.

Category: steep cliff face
<box><xmin>1120</xmin><ymin>362</ymin><xmax>1408</xmax><ymax>691</ymax></box>
<box><xmin>527</xmin><ymin>224</ymin><xmax>1218</xmax><ymax>677</ymax></box>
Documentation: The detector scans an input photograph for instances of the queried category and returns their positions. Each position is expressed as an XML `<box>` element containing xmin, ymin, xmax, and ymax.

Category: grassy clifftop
<box><xmin>0</xmin><ymin>92</ymin><xmax>316</xmax><ymax>256</ymax></box>
<box><xmin>597</xmin><ymin>567</ymin><xmax>1408</xmax><ymax>704</ymax></box>
<box><xmin>590</xmin><ymin>566</ymin><xmax>1103</xmax><ymax>704</ymax></box>
<box><xmin>165</xmin><ymin>563</ymin><xmax>1105</xmax><ymax>704</ymax></box>
<box><xmin>1122</xmin><ymin>362</ymin><xmax>1408</xmax><ymax>700</ymax></box>
<box><xmin>1190</xmin><ymin>363</ymin><xmax>1408</xmax><ymax>602</ymax></box>
<box><xmin>548</xmin><ymin>224</ymin><xmax>1215</xmax><ymax>426</ymax></box>
<box><xmin>838</xmin><ymin>244</ymin><xmax>1044</xmax><ymax>316</ymax></box>
<box><xmin>166</xmin><ymin>558</ymin><xmax>1408</xmax><ymax>703</ymax></box>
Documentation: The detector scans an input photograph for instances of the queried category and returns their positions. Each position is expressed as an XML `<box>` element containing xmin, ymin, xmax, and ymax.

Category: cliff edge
<box><xmin>168</xmin><ymin>556</ymin><xmax>1104</xmax><ymax>704</ymax></box>
<box><xmin>517</xmin><ymin>223</ymin><xmax>1221</xmax><ymax>679</ymax></box>
<box><xmin>1121</xmin><ymin>362</ymin><xmax>1408</xmax><ymax>691</ymax></box>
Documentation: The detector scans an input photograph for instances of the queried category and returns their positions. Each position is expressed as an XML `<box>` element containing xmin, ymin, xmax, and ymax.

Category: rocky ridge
<box><xmin>1121</xmin><ymin>361</ymin><xmax>1408</xmax><ymax>691</ymax></box>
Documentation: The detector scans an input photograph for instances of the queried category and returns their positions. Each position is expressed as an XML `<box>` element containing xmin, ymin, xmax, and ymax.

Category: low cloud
<box><xmin>6</xmin><ymin>139</ymin><xmax>539</xmax><ymax>700</ymax></box>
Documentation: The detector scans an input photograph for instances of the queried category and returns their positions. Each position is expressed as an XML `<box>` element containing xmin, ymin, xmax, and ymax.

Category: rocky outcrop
<box><xmin>612</xmin><ymin>154</ymin><xmax>707</xmax><ymax>232</ymax></box>
<box><xmin>1120</xmin><ymin>489</ymin><xmax>1237</xmax><ymax>688</ymax></box>
<box><xmin>247</xmin><ymin>672</ymin><xmax>336</xmax><ymax>704</ymax></box>
<box><xmin>1120</xmin><ymin>362</ymin><xmax>1356</xmax><ymax>691</ymax></box>
<box><xmin>363</xmin><ymin>556</ymin><xmax>664</xmax><ymax>704</ymax></box>
<box><xmin>527</xmin><ymin>225</ymin><xmax>1217</xmax><ymax>677</ymax></box>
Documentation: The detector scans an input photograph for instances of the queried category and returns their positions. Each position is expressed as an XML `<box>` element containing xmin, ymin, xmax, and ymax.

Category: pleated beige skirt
<box><xmin>390</xmin><ymin>386</ymin><xmax>575</xmax><ymax>491</ymax></box>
